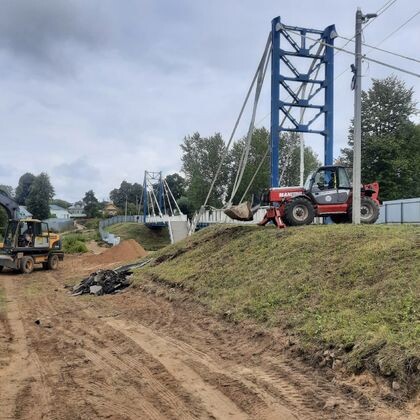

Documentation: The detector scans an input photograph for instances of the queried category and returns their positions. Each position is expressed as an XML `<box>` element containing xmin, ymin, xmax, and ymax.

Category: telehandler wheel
<box><xmin>47</xmin><ymin>254</ymin><xmax>59</xmax><ymax>270</ymax></box>
<box><xmin>283</xmin><ymin>197</ymin><xmax>315</xmax><ymax>226</ymax></box>
<box><xmin>349</xmin><ymin>197</ymin><xmax>380</xmax><ymax>224</ymax></box>
<box><xmin>20</xmin><ymin>256</ymin><xmax>34</xmax><ymax>274</ymax></box>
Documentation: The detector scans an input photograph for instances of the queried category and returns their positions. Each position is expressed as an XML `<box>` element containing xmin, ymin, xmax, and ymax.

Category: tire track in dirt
<box><xmin>108</xmin><ymin>318</ymin><xmax>297</xmax><ymax>420</ymax></box>
<box><xmin>0</xmin><ymin>277</ymin><xmax>52</xmax><ymax>420</ymax></box>
<box><xmin>32</xmin><ymin>291</ymin><xmax>210</xmax><ymax>419</ymax></box>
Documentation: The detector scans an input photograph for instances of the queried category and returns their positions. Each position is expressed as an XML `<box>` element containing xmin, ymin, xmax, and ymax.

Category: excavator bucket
<box><xmin>224</xmin><ymin>202</ymin><xmax>255</xmax><ymax>222</ymax></box>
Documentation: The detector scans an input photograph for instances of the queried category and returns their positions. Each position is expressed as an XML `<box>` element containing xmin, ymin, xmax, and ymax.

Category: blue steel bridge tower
<box><xmin>270</xmin><ymin>17</ymin><xmax>337</xmax><ymax>188</ymax></box>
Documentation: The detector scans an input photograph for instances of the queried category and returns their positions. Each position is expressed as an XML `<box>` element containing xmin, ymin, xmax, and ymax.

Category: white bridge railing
<box><xmin>145</xmin><ymin>214</ymin><xmax>188</xmax><ymax>224</ymax></box>
<box><xmin>196</xmin><ymin>208</ymin><xmax>267</xmax><ymax>225</ymax></box>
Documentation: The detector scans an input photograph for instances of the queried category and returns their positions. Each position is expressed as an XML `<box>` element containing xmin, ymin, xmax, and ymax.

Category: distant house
<box><xmin>68</xmin><ymin>203</ymin><xmax>86</xmax><ymax>218</ymax></box>
<box><xmin>103</xmin><ymin>202</ymin><xmax>118</xmax><ymax>217</ymax></box>
<box><xmin>49</xmin><ymin>204</ymin><xmax>71</xmax><ymax>219</ymax></box>
<box><xmin>17</xmin><ymin>206</ymin><xmax>33</xmax><ymax>219</ymax></box>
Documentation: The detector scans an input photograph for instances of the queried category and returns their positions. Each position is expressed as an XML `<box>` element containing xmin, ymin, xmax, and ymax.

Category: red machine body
<box><xmin>258</xmin><ymin>166</ymin><xmax>380</xmax><ymax>228</ymax></box>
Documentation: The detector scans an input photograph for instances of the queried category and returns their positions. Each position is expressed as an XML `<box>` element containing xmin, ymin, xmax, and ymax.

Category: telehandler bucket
<box><xmin>224</xmin><ymin>202</ymin><xmax>256</xmax><ymax>221</ymax></box>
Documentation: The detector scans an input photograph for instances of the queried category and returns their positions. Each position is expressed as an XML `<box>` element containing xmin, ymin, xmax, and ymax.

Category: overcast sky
<box><xmin>0</xmin><ymin>0</ymin><xmax>418</xmax><ymax>202</ymax></box>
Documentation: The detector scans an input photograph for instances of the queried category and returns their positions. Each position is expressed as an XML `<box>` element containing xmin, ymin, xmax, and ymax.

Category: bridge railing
<box><xmin>145</xmin><ymin>214</ymin><xmax>188</xmax><ymax>224</ymax></box>
<box><xmin>197</xmin><ymin>208</ymin><xmax>267</xmax><ymax>225</ymax></box>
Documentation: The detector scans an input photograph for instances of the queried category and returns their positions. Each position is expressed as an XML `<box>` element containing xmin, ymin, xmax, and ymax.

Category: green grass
<box><xmin>106</xmin><ymin>223</ymin><xmax>170</xmax><ymax>251</ymax></box>
<box><xmin>139</xmin><ymin>224</ymin><xmax>420</xmax><ymax>393</ymax></box>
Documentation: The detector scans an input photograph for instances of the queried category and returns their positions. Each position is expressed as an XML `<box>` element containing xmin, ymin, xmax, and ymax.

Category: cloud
<box><xmin>0</xmin><ymin>0</ymin><xmax>110</xmax><ymax>71</ymax></box>
<box><xmin>0</xmin><ymin>0</ymin><xmax>418</xmax><ymax>202</ymax></box>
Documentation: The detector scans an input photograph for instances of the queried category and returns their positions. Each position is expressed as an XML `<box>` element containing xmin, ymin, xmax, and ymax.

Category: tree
<box><xmin>177</xmin><ymin>196</ymin><xmax>194</xmax><ymax>218</ymax></box>
<box><xmin>0</xmin><ymin>185</ymin><xmax>14</xmax><ymax>198</ymax></box>
<box><xmin>109</xmin><ymin>181</ymin><xmax>143</xmax><ymax>210</ymax></box>
<box><xmin>26</xmin><ymin>173</ymin><xmax>55</xmax><ymax>220</ymax></box>
<box><xmin>83</xmin><ymin>190</ymin><xmax>100</xmax><ymax>218</ymax></box>
<box><xmin>165</xmin><ymin>173</ymin><xmax>186</xmax><ymax>201</ymax></box>
<box><xmin>181</xmin><ymin>132</ymin><xmax>229</xmax><ymax>210</ymax></box>
<box><xmin>50</xmin><ymin>199</ymin><xmax>71</xmax><ymax>209</ymax></box>
<box><xmin>227</xmin><ymin>128</ymin><xmax>321</xmax><ymax>203</ymax></box>
<box><xmin>339</xmin><ymin>76</ymin><xmax>419</xmax><ymax>200</ymax></box>
<box><xmin>278</xmin><ymin>133</ymin><xmax>321</xmax><ymax>187</ymax></box>
<box><xmin>15</xmin><ymin>173</ymin><xmax>35</xmax><ymax>205</ymax></box>
<box><xmin>227</xmin><ymin>127</ymin><xmax>270</xmax><ymax>204</ymax></box>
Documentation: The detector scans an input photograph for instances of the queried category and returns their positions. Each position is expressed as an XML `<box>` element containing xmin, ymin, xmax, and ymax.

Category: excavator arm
<box><xmin>0</xmin><ymin>191</ymin><xmax>20</xmax><ymax>219</ymax></box>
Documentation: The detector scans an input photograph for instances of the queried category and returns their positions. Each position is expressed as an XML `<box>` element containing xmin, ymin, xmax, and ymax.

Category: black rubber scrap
<box><xmin>72</xmin><ymin>269</ymin><xmax>133</xmax><ymax>296</ymax></box>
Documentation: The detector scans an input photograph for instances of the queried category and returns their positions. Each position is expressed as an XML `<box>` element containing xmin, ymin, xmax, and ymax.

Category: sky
<box><xmin>0</xmin><ymin>0</ymin><xmax>418</xmax><ymax>202</ymax></box>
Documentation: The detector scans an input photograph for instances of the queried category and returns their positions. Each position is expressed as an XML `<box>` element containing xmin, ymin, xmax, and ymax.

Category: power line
<box><xmin>374</xmin><ymin>10</ymin><xmax>420</xmax><ymax>47</ymax></box>
<box><xmin>335</xmin><ymin>10</ymin><xmax>420</xmax><ymax>80</ymax></box>
<box><xmin>288</xmin><ymin>29</ymin><xmax>420</xmax><ymax>78</ymax></box>
<box><xmin>334</xmin><ymin>0</ymin><xmax>397</xmax><ymax>55</ymax></box>
<box><xmin>337</xmin><ymin>34</ymin><xmax>420</xmax><ymax>63</ymax></box>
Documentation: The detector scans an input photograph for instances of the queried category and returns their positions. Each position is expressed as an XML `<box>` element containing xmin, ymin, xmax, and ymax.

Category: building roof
<box><xmin>50</xmin><ymin>204</ymin><xmax>69</xmax><ymax>211</ymax></box>
<box><xmin>18</xmin><ymin>206</ymin><xmax>32</xmax><ymax>218</ymax></box>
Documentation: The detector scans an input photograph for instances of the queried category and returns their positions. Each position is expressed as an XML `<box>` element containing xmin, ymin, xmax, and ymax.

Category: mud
<box><xmin>0</xmin><ymin>247</ymin><xmax>418</xmax><ymax>419</ymax></box>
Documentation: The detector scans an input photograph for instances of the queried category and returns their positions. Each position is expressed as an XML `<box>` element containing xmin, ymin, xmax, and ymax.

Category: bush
<box><xmin>62</xmin><ymin>234</ymin><xmax>88</xmax><ymax>254</ymax></box>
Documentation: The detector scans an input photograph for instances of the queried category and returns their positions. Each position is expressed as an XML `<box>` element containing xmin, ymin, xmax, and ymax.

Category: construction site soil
<box><xmin>0</xmin><ymin>239</ymin><xmax>418</xmax><ymax>419</ymax></box>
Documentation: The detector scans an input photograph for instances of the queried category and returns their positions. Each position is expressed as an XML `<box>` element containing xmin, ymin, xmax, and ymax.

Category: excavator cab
<box><xmin>3</xmin><ymin>219</ymin><xmax>51</xmax><ymax>249</ymax></box>
<box><xmin>0</xmin><ymin>192</ymin><xmax>64</xmax><ymax>274</ymax></box>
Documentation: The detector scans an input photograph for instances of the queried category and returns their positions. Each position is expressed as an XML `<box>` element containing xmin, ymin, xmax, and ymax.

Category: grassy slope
<box><xmin>140</xmin><ymin>224</ymin><xmax>419</xmax><ymax>392</ymax></box>
<box><xmin>106</xmin><ymin>223</ymin><xmax>170</xmax><ymax>251</ymax></box>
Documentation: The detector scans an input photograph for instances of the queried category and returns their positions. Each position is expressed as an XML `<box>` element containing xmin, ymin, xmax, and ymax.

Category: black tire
<box><xmin>20</xmin><ymin>256</ymin><xmax>34</xmax><ymax>274</ymax></box>
<box><xmin>47</xmin><ymin>254</ymin><xmax>59</xmax><ymax>270</ymax></box>
<box><xmin>0</xmin><ymin>266</ymin><xmax>3</xmax><ymax>272</ymax></box>
<box><xmin>348</xmin><ymin>196</ymin><xmax>380</xmax><ymax>224</ymax></box>
<box><xmin>283</xmin><ymin>197</ymin><xmax>315</xmax><ymax>226</ymax></box>
<box><xmin>330</xmin><ymin>214</ymin><xmax>351</xmax><ymax>224</ymax></box>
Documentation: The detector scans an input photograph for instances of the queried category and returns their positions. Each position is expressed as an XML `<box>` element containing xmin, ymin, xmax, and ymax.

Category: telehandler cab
<box><xmin>0</xmin><ymin>192</ymin><xmax>64</xmax><ymax>274</ymax></box>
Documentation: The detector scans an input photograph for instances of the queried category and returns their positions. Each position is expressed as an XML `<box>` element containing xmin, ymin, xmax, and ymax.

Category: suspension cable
<box><xmin>227</xmin><ymin>36</ymin><xmax>271</xmax><ymax>205</ymax></box>
<box><xmin>164</xmin><ymin>179</ymin><xmax>183</xmax><ymax>215</ymax></box>
<box><xmin>202</xmin><ymin>32</ymin><xmax>272</xmax><ymax>209</ymax></box>
<box><xmin>237</xmin><ymin>44</ymin><xmax>324</xmax><ymax>202</ymax></box>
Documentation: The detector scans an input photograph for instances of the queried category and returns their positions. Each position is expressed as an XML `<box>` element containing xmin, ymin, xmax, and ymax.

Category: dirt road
<box><xmin>0</xmin><ymin>254</ymin><xmax>417</xmax><ymax>419</ymax></box>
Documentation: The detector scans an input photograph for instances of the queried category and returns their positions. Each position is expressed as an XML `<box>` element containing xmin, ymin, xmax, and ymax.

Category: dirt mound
<box><xmin>84</xmin><ymin>239</ymin><xmax>147</xmax><ymax>267</ymax></box>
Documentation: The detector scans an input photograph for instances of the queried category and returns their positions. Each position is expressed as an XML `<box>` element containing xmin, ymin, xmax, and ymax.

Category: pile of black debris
<box><xmin>71</xmin><ymin>259</ymin><xmax>151</xmax><ymax>296</ymax></box>
<box><xmin>72</xmin><ymin>269</ymin><xmax>133</xmax><ymax>296</ymax></box>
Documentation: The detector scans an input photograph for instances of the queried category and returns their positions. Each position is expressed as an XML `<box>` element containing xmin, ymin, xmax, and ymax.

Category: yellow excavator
<box><xmin>0</xmin><ymin>191</ymin><xmax>64</xmax><ymax>274</ymax></box>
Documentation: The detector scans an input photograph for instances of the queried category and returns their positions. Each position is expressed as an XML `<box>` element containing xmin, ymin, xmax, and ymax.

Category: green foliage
<box><xmin>106</xmin><ymin>223</ymin><xmax>170</xmax><ymax>251</ymax></box>
<box><xmin>340</xmin><ymin>76</ymin><xmax>419</xmax><ymax>200</ymax></box>
<box><xmin>83</xmin><ymin>190</ymin><xmax>100</xmax><ymax>218</ymax></box>
<box><xmin>26</xmin><ymin>173</ymin><xmax>54</xmax><ymax>220</ymax></box>
<box><xmin>279</xmin><ymin>133</ymin><xmax>321</xmax><ymax>187</ymax></box>
<box><xmin>227</xmin><ymin>128</ymin><xmax>320</xmax><ymax>203</ymax></box>
<box><xmin>109</xmin><ymin>181</ymin><xmax>143</xmax><ymax>210</ymax></box>
<box><xmin>15</xmin><ymin>173</ymin><xmax>36</xmax><ymax>205</ymax></box>
<box><xmin>176</xmin><ymin>196</ymin><xmax>194</xmax><ymax>218</ymax></box>
<box><xmin>165</xmin><ymin>173</ymin><xmax>186</xmax><ymax>201</ymax></box>
<box><xmin>0</xmin><ymin>185</ymin><xmax>14</xmax><ymax>198</ymax></box>
<box><xmin>62</xmin><ymin>233</ymin><xmax>88</xmax><ymax>254</ymax></box>
<box><xmin>50</xmin><ymin>198</ymin><xmax>71</xmax><ymax>209</ymax></box>
<box><xmin>181</xmin><ymin>132</ymin><xmax>229</xmax><ymax>210</ymax></box>
<box><xmin>142</xmin><ymin>224</ymin><xmax>419</xmax><ymax>391</ymax></box>
<box><xmin>227</xmin><ymin>127</ymin><xmax>270</xmax><ymax>203</ymax></box>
